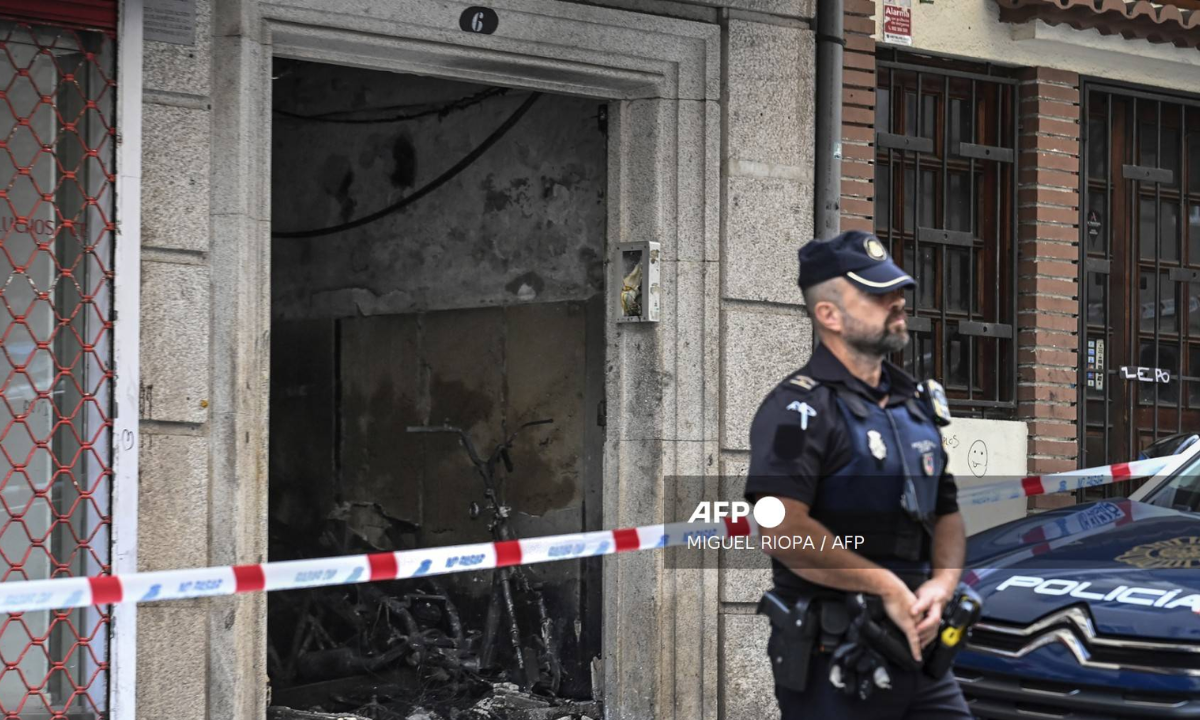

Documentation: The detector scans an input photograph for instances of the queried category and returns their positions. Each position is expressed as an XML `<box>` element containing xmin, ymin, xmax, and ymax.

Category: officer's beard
<box><xmin>843</xmin><ymin>311</ymin><xmax>909</xmax><ymax>358</ymax></box>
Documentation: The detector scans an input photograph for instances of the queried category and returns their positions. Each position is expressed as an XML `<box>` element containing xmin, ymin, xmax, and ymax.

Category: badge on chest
<box><xmin>867</xmin><ymin>429</ymin><xmax>887</xmax><ymax>461</ymax></box>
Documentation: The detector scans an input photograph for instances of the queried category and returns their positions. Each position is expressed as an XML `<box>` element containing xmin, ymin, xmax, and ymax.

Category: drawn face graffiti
<box><xmin>968</xmin><ymin>440</ymin><xmax>988</xmax><ymax>478</ymax></box>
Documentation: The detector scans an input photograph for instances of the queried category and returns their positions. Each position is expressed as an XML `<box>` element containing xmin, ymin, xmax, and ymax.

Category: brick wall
<box><xmin>1016</xmin><ymin>67</ymin><xmax>1083</xmax><ymax>502</ymax></box>
<box><xmin>841</xmin><ymin>0</ymin><xmax>876</xmax><ymax>231</ymax></box>
<box><xmin>835</xmin><ymin>11</ymin><xmax>1085</xmax><ymax>490</ymax></box>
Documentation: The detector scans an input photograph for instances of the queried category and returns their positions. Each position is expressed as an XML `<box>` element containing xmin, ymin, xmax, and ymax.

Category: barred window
<box><xmin>874</xmin><ymin>52</ymin><xmax>1018</xmax><ymax>415</ymax></box>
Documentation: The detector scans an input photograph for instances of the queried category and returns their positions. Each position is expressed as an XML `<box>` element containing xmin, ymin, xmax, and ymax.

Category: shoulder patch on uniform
<box><xmin>919</xmin><ymin>379</ymin><xmax>952</xmax><ymax>426</ymax></box>
<box><xmin>788</xmin><ymin>375</ymin><xmax>819</xmax><ymax>391</ymax></box>
<box><xmin>785</xmin><ymin>400</ymin><xmax>818</xmax><ymax>429</ymax></box>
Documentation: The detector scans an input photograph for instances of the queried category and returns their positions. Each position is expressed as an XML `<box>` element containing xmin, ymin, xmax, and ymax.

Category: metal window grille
<box><xmin>1080</xmin><ymin>83</ymin><xmax>1200</xmax><ymax>476</ymax></box>
<box><xmin>0</xmin><ymin>19</ymin><xmax>116</xmax><ymax>720</ymax></box>
<box><xmin>874</xmin><ymin>52</ymin><xmax>1018</xmax><ymax>416</ymax></box>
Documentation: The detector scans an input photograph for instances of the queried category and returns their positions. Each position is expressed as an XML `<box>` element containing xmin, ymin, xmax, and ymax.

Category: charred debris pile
<box><xmin>266</xmin><ymin>501</ymin><xmax>599</xmax><ymax>720</ymax></box>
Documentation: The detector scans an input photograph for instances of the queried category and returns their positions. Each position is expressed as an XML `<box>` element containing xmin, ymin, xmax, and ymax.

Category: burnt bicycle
<box><xmin>405</xmin><ymin>419</ymin><xmax>561</xmax><ymax>695</ymax></box>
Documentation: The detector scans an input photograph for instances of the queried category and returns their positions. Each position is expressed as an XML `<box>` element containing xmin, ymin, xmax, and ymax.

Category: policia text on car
<box><xmin>746</xmin><ymin>231</ymin><xmax>982</xmax><ymax>719</ymax></box>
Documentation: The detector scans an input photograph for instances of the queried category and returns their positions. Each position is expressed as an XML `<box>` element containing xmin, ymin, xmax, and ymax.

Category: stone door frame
<box><xmin>207</xmin><ymin>1</ymin><xmax>722</xmax><ymax>718</ymax></box>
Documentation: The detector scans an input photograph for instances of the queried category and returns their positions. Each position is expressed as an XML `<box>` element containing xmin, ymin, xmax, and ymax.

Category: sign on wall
<box><xmin>145</xmin><ymin>0</ymin><xmax>196</xmax><ymax>45</ymax></box>
<box><xmin>883</xmin><ymin>0</ymin><xmax>913</xmax><ymax>46</ymax></box>
<box><xmin>459</xmin><ymin>7</ymin><xmax>500</xmax><ymax>34</ymax></box>
<box><xmin>943</xmin><ymin>418</ymin><xmax>1029</xmax><ymax>534</ymax></box>
<box><xmin>1087</xmin><ymin>338</ymin><xmax>1105</xmax><ymax>391</ymax></box>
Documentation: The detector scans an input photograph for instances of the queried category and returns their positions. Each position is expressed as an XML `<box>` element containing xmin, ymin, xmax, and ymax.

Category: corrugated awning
<box><xmin>995</xmin><ymin>0</ymin><xmax>1200</xmax><ymax>51</ymax></box>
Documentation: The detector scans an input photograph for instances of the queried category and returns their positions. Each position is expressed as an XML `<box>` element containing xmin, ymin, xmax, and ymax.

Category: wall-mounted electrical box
<box><xmin>616</xmin><ymin>241</ymin><xmax>660</xmax><ymax>323</ymax></box>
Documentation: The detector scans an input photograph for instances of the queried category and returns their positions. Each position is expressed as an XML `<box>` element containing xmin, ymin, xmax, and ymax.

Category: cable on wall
<box><xmin>272</xmin><ymin>92</ymin><xmax>542</xmax><ymax>240</ymax></box>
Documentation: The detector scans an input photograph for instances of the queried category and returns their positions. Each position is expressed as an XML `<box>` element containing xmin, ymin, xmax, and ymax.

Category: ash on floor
<box><xmin>270</xmin><ymin>681</ymin><xmax>600</xmax><ymax>720</ymax></box>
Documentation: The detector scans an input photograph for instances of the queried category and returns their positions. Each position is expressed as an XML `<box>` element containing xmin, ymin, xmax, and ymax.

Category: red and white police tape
<box><xmin>0</xmin><ymin>455</ymin><xmax>1177</xmax><ymax>614</ymax></box>
<box><xmin>956</xmin><ymin>456</ymin><xmax>1171</xmax><ymax>507</ymax></box>
<box><xmin>0</xmin><ymin>520</ymin><xmax>745</xmax><ymax>614</ymax></box>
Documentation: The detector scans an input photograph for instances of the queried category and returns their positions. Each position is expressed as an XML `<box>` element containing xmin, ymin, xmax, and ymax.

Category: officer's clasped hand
<box><xmin>881</xmin><ymin>582</ymin><xmax>923</xmax><ymax>662</ymax></box>
<box><xmin>912</xmin><ymin>579</ymin><xmax>954</xmax><ymax>647</ymax></box>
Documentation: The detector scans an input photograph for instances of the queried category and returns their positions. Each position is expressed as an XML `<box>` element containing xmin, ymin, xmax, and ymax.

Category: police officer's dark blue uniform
<box><xmin>746</xmin><ymin>231</ymin><xmax>971</xmax><ymax>720</ymax></box>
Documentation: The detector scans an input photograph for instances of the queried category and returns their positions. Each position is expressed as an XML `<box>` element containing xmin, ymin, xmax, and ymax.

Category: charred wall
<box><xmin>267</xmin><ymin>61</ymin><xmax>608</xmax><ymax>700</ymax></box>
<box><xmin>270</xmin><ymin>61</ymin><xmax>607</xmax><ymax>318</ymax></box>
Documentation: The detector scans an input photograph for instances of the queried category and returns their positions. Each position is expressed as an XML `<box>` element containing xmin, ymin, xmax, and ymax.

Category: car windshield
<box><xmin>1145</xmin><ymin>453</ymin><xmax>1200</xmax><ymax>512</ymax></box>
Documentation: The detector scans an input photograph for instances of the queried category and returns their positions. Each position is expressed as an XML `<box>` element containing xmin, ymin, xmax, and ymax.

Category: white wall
<box><xmin>944</xmin><ymin>417</ymin><xmax>1028</xmax><ymax>534</ymax></box>
<box><xmin>877</xmin><ymin>0</ymin><xmax>1200</xmax><ymax>94</ymax></box>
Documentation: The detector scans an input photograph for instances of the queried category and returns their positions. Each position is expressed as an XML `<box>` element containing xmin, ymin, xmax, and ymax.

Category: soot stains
<box><xmin>428</xmin><ymin>376</ymin><xmax>495</xmax><ymax>436</ymax></box>
<box><xmin>336</xmin><ymin>171</ymin><xmax>356</xmax><ymax>223</ymax></box>
<box><xmin>318</xmin><ymin>154</ymin><xmax>357</xmax><ymax>225</ymax></box>
<box><xmin>481</xmin><ymin>174</ymin><xmax>531</xmax><ymax>214</ymax></box>
<box><xmin>390</xmin><ymin>134</ymin><xmax>417</xmax><ymax>189</ymax></box>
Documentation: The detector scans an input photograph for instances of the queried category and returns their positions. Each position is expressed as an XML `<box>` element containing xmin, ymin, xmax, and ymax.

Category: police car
<box><xmin>954</xmin><ymin>441</ymin><xmax>1200</xmax><ymax>718</ymax></box>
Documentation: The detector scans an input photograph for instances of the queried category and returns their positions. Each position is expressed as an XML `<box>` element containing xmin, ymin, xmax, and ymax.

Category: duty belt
<box><xmin>758</xmin><ymin>582</ymin><xmax>983</xmax><ymax>696</ymax></box>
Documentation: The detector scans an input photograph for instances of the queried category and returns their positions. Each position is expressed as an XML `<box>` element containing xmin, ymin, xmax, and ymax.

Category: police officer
<box><xmin>746</xmin><ymin>230</ymin><xmax>970</xmax><ymax>719</ymax></box>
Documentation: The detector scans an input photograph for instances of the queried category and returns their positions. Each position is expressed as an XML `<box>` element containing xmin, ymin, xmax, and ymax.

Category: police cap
<box><xmin>797</xmin><ymin>230</ymin><xmax>916</xmax><ymax>294</ymax></box>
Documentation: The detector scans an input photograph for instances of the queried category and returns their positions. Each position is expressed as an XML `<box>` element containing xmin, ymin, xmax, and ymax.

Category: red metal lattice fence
<box><xmin>0</xmin><ymin>19</ymin><xmax>115</xmax><ymax>720</ymax></box>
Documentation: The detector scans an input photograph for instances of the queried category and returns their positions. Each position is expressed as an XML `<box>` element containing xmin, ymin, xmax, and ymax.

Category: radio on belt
<box><xmin>922</xmin><ymin>583</ymin><xmax>983</xmax><ymax>679</ymax></box>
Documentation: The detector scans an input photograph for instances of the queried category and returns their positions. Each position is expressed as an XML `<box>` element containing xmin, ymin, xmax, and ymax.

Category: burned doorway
<box><xmin>1080</xmin><ymin>84</ymin><xmax>1200</xmax><ymax>474</ymax></box>
<box><xmin>266</xmin><ymin>60</ymin><xmax>608</xmax><ymax>718</ymax></box>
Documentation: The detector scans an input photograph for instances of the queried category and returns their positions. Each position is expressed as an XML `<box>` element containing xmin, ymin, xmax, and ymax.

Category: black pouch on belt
<box><xmin>817</xmin><ymin>600</ymin><xmax>851</xmax><ymax>652</ymax></box>
<box><xmin>757</xmin><ymin>590</ymin><xmax>819</xmax><ymax>692</ymax></box>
